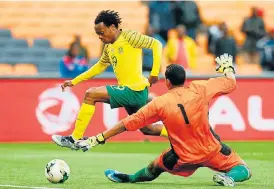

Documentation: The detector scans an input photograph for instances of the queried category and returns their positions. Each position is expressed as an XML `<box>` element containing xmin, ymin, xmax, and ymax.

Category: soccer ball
<box><xmin>45</xmin><ymin>159</ymin><xmax>70</xmax><ymax>183</ymax></box>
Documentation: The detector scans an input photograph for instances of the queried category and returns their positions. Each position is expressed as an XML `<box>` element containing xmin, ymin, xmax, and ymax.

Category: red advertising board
<box><xmin>0</xmin><ymin>78</ymin><xmax>273</xmax><ymax>142</ymax></box>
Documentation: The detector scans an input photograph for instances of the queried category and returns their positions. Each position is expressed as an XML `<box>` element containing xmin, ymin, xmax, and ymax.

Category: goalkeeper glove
<box><xmin>75</xmin><ymin>133</ymin><xmax>105</xmax><ymax>152</ymax></box>
<box><xmin>215</xmin><ymin>53</ymin><xmax>235</xmax><ymax>75</ymax></box>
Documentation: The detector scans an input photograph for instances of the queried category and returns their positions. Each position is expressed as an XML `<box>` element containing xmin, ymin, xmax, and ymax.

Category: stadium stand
<box><xmin>0</xmin><ymin>63</ymin><xmax>13</xmax><ymax>76</ymax></box>
<box><xmin>196</xmin><ymin>1</ymin><xmax>274</xmax><ymax>45</ymax></box>
<box><xmin>13</xmin><ymin>63</ymin><xmax>38</xmax><ymax>76</ymax></box>
<box><xmin>0</xmin><ymin>1</ymin><xmax>273</xmax><ymax>76</ymax></box>
<box><xmin>0</xmin><ymin>29</ymin><xmax>12</xmax><ymax>39</ymax></box>
<box><xmin>32</xmin><ymin>39</ymin><xmax>52</xmax><ymax>48</ymax></box>
<box><xmin>0</xmin><ymin>1</ymin><xmax>148</xmax><ymax>58</ymax></box>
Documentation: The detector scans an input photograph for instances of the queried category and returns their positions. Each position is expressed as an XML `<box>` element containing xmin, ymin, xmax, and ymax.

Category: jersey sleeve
<box><xmin>193</xmin><ymin>77</ymin><xmax>236</xmax><ymax>102</ymax></box>
<box><xmin>122</xmin><ymin>99</ymin><xmax>160</xmax><ymax>131</ymax></box>
<box><xmin>123</xmin><ymin>30</ymin><xmax>162</xmax><ymax>76</ymax></box>
<box><xmin>97</xmin><ymin>45</ymin><xmax>111</xmax><ymax>66</ymax></box>
<box><xmin>71</xmin><ymin>46</ymin><xmax>110</xmax><ymax>85</ymax></box>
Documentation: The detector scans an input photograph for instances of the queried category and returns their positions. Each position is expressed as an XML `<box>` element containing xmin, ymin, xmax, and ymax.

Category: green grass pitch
<box><xmin>0</xmin><ymin>141</ymin><xmax>273</xmax><ymax>189</ymax></box>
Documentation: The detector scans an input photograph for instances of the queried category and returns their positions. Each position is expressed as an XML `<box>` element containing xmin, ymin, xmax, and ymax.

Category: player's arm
<box><xmin>71</xmin><ymin>47</ymin><xmax>110</xmax><ymax>86</ymax></box>
<box><xmin>215</xmin><ymin>53</ymin><xmax>236</xmax><ymax>81</ymax></box>
<box><xmin>225</xmin><ymin>71</ymin><xmax>236</xmax><ymax>81</ymax></box>
<box><xmin>124</xmin><ymin>31</ymin><xmax>163</xmax><ymax>83</ymax></box>
<box><xmin>204</xmin><ymin>53</ymin><xmax>237</xmax><ymax>101</ymax></box>
<box><xmin>76</xmin><ymin>100</ymin><xmax>160</xmax><ymax>151</ymax></box>
<box><xmin>61</xmin><ymin>46</ymin><xmax>110</xmax><ymax>91</ymax></box>
<box><xmin>202</xmin><ymin>76</ymin><xmax>236</xmax><ymax>102</ymax></box>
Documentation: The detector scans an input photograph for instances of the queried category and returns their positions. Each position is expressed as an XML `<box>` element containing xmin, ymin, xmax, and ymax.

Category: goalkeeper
<box><xmin>76</xmin><ymin>54</ymin><xmax>252</xmax><ymax>187</ymax></box>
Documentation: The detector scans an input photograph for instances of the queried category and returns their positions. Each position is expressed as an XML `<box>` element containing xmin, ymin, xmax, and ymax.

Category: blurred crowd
<box><xmin>60</xmin><ymin>35</ymin><xmax>89</xmax><ymax>78</ymax></box>
<box><xmin>59</xmin><ymin>1</ymin><xmax>274</xmax><ymax>78</ymax></box>
<box><xmin>142</xmin><ymin>1</ymin><xmax>274</xmax><ymax>73</ymax></box>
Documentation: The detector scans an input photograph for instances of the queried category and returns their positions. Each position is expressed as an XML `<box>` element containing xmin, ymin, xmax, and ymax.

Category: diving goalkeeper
<box><xmin>76</xmin><ymin>54</ymin><xmax>252</xmax><ymax>187</ymax></box>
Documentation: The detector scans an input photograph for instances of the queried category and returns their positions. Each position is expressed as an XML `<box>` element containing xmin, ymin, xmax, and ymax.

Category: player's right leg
<box><xmin>213</xmin><ymin>173</ymin><xmax>235</xmax><ymax>187</ymax></box>
<box><xmin>52</xmin><ymin>86</ymin><xmax>110</xmax><ymax>150</ymax></box>
<box><xmin>205</xmin><ymin>144</ymin><xmax>252</xmax><ymax>187</ymax></box>
<box><xmin>213</xmin><ymin>164</ymin><xmax>251</xmax><ymax>187</ymax></box>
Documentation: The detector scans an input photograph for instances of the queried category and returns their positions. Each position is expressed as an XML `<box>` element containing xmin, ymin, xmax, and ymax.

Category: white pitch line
<box><xmin>0</xmin><ymin>184</ymin><xmax>64</xmax><ymax>189</ymax></box>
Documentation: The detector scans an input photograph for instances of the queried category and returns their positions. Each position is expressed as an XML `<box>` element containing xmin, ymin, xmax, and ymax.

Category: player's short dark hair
<box><xmin>165</xmin><ymin>64</ymin><xmax>186</xmax><ymax>86</ymax></box>
<box><xmin>95</xmin><ymin>10</ymin><xmax>122</xmax><ymax>28</ymax></box>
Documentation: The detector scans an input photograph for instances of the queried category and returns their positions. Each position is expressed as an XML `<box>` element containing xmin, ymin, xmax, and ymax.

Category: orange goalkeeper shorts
<box><xmin>155</xmin><ymin>147</ymin><xmax>246</xmax><ymax>177</ymax></box>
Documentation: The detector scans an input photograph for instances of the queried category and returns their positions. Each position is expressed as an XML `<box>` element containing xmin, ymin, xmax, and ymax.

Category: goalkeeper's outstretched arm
<box><xmin>200</xmin><ymin>53</ymin><xmax>237</xmax><ymax>102</ymax></box>
<box><xmin>225</xmin><ymin>71</ymin><xmax>236</xmax><ymax>81</ymax></box>
<box><xmin>215</xmin><ymin>53</ymin><xmax>236</xmax><ymax>81</ymax></box>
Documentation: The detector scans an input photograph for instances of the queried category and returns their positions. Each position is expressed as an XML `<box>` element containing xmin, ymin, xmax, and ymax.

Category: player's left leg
<box><xmin>104</xmin><ymin>148</ymin><xmax>200</xmax><ymax>183</ymax></box>
<box><xmin>105</xmin><ymin>159</ymin><xmax>164</xmax><ymax>183</ymax></box>
<box><xmin>52</xmin><ymin>86</ymin><xmax>110</xmax><ymax>150</ymax></box>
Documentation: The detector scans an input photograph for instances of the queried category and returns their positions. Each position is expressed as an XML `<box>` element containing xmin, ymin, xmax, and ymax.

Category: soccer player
<box><xmin>52</xmin><ymin>10</ymin><xmax>167</xmax><ymax>150</ymax></box>
<box><xmin>76</xmin><ymin>54</ymin><xmax>252</xmax><ymax>187</ymax></box>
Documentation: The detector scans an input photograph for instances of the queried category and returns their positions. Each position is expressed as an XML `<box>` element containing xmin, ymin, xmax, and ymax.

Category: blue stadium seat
<box><xmin>0</xmin><ymin>29</ymin><xmax>12</xmax><ymax>39</ymax></box>
<box><xmin>105</xmin><ymin>66</ymin><xmax>114</xmax><ymax>72</ymax></box>
<box><xmin>3</xmin><ymin>47</ymin><xmax>28</xmax><ymax>58</ymax></box>
<box><xmin>6</xmin><ymin>39</ymin><xmax>28</xmax><ymax>48</ymax></box>
<box><xmin>0</xmin><ymin>57</ymin><xmax>6</xmax><ymax>63</ymax></box>
<box><xmin>0</xmin><ymin>56</ymin><xmax>20</xmax><ymax>64</ymax></box>
<box><xmin>20</xmin><ymin>56</ymin><xmax>39</xmax><ymax>64</ymax></box>
<box><xmin>89</xmin><ymin>58</ymin><xmax>98</xmax><ymax>65</ymax></box>
<box><xmin>33</xmin><ymin>38</ymin><xmax>51</xmax><ymax>48</ymax></box>
<box><xmin>47</xmin><ymin>48</ymin><xmax>67</xmax><ymax>59</ymax></box>
<box><xmin>27</xmin><ymin>48</ymin><xmax>48</xmax><ymax>59</ymax></box>
<box><xmin>0</xmin><ymin>39</ymin><xmax>11</xmax><ymax>49</ymax></box>
<box><xmin>37</xmin><ymin>58</ymin><xmax>60</xmax><ymax>72</ymax></box>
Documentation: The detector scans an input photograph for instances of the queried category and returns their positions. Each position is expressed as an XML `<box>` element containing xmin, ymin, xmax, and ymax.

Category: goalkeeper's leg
<box><xmin>207</xmin><ymin>147</ymin><xmax>252</xmax><ymax>186</ymax></box>
<box><xmin>128</xmin><ymin>161</ymin><xmax>164</xmax><ymax>183</ymax></box>
<box><xmin>213</xmin><ymin>165</ymin><xmax>251</xmax><ymax>187</ymax></box>
<box><xmin>105</xmin><ymin>148</ymin><xmax>200</xmax><ymax>183</ymax></box>
<box><xmin>225</xmin><ymin>164</ymin><xmax>251</xmax><ymax>182</ymax></box>
<box><xmin>105</xmin><ymin>160</ymin><xmax>164</xmax><ymax>183</ymax></box>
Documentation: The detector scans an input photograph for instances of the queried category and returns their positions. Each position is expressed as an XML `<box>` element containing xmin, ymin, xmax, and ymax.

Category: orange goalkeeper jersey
<box><xmin>123</xmin><ymin>77</ymin><xmax>236</xmax><ymax>164</ymax></box>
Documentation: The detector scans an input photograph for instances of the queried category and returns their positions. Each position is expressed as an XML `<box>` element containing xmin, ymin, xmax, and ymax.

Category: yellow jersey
<box><xmin>71</xmin><ymin>30</ymin><xmax>163</xmax><ymax>91</ymax></box>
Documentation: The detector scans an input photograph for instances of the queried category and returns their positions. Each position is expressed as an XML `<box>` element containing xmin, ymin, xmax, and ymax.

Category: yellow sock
<box><xmin>72</xmin><ymin>103</ymin><xmax>95</xmax><ymax>140</ymax></box>
<box><xmin>160</xmin><ymin>127</ymin><xmax>168</xmax><ymax>138</ymax></box>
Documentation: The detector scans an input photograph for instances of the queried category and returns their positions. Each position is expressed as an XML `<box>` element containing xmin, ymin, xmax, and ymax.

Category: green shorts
<box><xmin>106</xmin><ymin>85</ymin><xmax>148</xmax><ymax>115</ymax></box>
